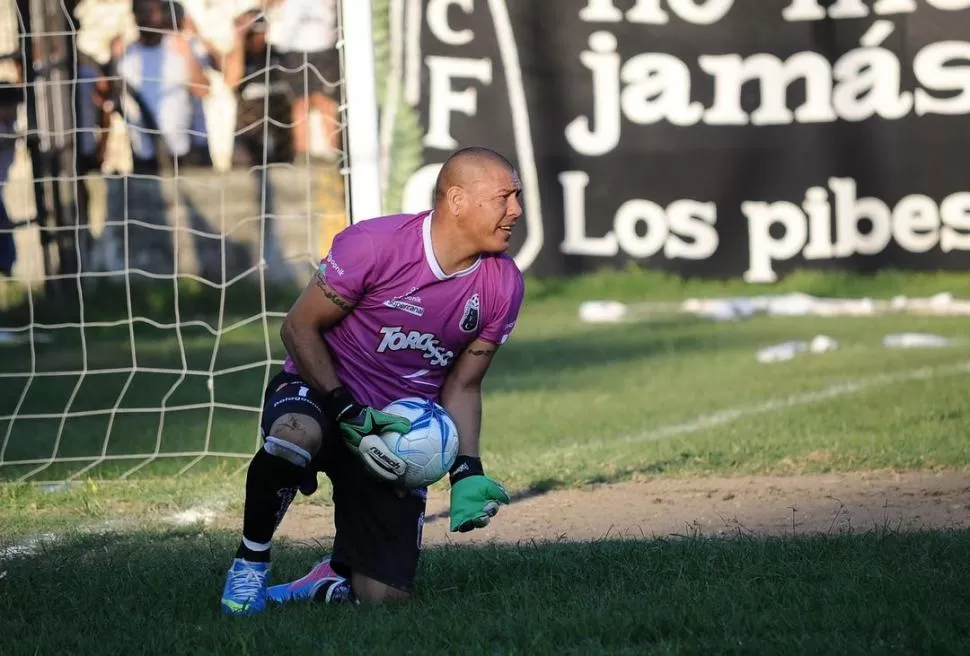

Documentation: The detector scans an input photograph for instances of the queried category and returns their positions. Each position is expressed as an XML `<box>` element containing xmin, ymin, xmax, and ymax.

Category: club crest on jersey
<box><xmin>460</xmin><ymin>294</ymin><xmax>480</xmax><ymax>332</ymax></box>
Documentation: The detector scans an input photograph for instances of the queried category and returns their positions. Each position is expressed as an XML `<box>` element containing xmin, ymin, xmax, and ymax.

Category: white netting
<box><xmin>0</xmin><ymin>0</ymin><xmax>356</xmax><ymax>482</ymax></box>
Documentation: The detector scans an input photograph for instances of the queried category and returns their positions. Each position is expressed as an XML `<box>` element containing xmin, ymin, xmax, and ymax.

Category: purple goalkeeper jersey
<box><xmin>283</xmin><ymin>211</ymin><xmax>525</xmax><ymax>409</ymax></box>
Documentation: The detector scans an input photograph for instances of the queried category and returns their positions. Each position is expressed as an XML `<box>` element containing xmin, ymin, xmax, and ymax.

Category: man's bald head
<box><xmin>434</xmin><ymin>147</ymin><xmax>516</xmax><ymax>204</ymax></box>
<box><xmin>430</xmin><ymin>146</ymin><xmax>523</xmax><ymax>255</ymax></box>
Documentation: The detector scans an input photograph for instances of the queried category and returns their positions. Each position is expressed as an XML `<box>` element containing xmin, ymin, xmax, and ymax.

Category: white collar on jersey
<box><xmin>422</xmin><ymin>212</ymin><xmax>482</xmax><ymax>281</ymax></box>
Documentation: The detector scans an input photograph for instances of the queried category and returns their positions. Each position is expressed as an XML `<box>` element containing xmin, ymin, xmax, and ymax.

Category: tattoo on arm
<box><xmin>464</xmin><ymin>347</ymin><xmax>496</xmax><ymax>357</ymax></box>
<box><xmin>313</xmin><ymin>271</ymin><xmax>353</xmax><ymax>311</ymax></box>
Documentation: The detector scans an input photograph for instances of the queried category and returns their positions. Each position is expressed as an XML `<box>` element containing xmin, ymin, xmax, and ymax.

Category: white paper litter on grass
<box><xmin>756</xmin><ymin>341</ymin><xmax>808</xmax><ymax>363</ymax></box>
<box><xmin>578</xmin><ymin>301</ymin><xmax>629</xmax><ymax>323</ymax></box>
<box><xmin>684</xmin><ymin>293</ymin><xmax>879</xmax><ymax>320</ymax></box>
<box><xmin>756</xmin><ymin>334</ymin><xmax>839</xmax><ymax>363</ymax></box>
<box><xmin>881</xmin><ymin>333</ymin><xmax>952</xmax><ymax>349</ymax></box>
<box><xmin>579</xmin><ymin>292</ymin><xmax>970</xmax><ymax>323</ymax></box>
<box><xmin>809</xmin><ymin>334</ymin><xmax>839</xmax><ymax>353</ymax></box>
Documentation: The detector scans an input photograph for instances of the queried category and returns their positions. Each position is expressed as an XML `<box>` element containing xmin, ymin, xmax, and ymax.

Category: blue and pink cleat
<box><xmin>267</xmin><ymin>558</ymin><xmax>349</xmax><ymax>605</ymax></box>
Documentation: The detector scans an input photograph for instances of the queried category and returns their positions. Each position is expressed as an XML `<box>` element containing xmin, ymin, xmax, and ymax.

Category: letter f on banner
<box><xmin>424</xmin><ymin>56</ymin><xmax>493</xmax><ymax>149</ymax></box>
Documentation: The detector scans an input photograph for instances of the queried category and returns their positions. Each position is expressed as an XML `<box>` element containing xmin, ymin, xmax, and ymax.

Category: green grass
<box><xmin>2</xmin><ymin>528</ymin><xmax>969</xmax><ymax>654</ymax></box>
<box><xmin>525</xmin><ymin>265</ymin><xmax>970</xmax><ymax>305</ymax></box>
<box><xmin>2</xmin><ymin>269</ymin><xmax>970</xmax><ymax>513</ymax></box>
<box><xmin>2</xmin><ymin>268</ymin><xmax>970</xmax><ymax>653</ymax></box>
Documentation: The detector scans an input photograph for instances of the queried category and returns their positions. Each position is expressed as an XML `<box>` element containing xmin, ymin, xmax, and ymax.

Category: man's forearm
<box><xmin>280</xmin><ymin>322</ymin><xmax>342</xmax><ymax>395</ymax></box>
<box><xmin>440</xmin><ymin>384</ymin><xmax>482</xmax><ymax>458</ymax></box>
<box><xmin>187</xmin><ymin>63</ymin><xmax>210</xmax><ymax>98</ymax></box>
<box><xmin>222</xmin><ymin>44</ymin><xmax>244</xmax><ymax>89</ymax></box>
<box><xmin>181</xmin><ymin>45</ymin><xmax>211</xmax><ymax>98</ymax></box>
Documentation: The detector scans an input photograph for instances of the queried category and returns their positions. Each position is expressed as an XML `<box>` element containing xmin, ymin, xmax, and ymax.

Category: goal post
<box><xmin>340</xmin><ymin>0</ymin><xmax>383</xmax><ymax>223</ymax></box>
<box><xmin>0</xmin><ymin>0</ymin><xmax>389</xmax><ymax>483</ymax></box>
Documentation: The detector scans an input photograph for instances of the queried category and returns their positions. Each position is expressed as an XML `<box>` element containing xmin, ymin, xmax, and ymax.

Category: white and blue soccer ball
<box><xmin>380</xmin><ymin>397</ymin><xmax>459</xmax><ymax>488</ymax></box>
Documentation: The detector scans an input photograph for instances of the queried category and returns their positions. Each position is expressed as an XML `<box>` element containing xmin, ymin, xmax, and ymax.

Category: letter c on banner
<box><xmin>427</xmin><ymin>0</ymin><xmax>475</xmax><ymax>45</ymax></box>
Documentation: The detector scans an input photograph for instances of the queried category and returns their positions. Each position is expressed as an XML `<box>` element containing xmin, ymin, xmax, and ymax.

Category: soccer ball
<box><xmin>379</xmin><ymin>397</ymin><xmax>459</xmax><ymax>488</ymax></box>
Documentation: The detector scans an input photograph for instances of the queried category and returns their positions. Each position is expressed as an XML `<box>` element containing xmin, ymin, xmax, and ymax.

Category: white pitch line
<box><xmin>0</xmin><ymin>500</ymin><xmax>227</xmax><ymax>563</ymax></box>
<box><xmin>553</xmin><ymin>360</ymin><xmax>970</xmax><ymax>456</ymax></box>
<box><xmin>0</xmin><ymin>532</ymin><xmax>61</xmax><ymax>561</ymax></box>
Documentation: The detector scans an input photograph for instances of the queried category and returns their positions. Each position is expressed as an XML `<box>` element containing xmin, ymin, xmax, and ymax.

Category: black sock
<box><xmin>236</xmin><ymin>448</ymin><xmax>303</xmax><ymax>562</ymax></box>
<box><xmin>236</xmin><ymin>543</ymin><xmax>273</xmax><ymax>563</ymax></box>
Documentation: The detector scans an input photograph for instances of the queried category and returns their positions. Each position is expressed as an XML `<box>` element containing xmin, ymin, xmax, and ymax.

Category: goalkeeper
<box><xmin>220</xmin><ymin>146</ymin><xmax>525</xmax><ymax>614</ymax></box>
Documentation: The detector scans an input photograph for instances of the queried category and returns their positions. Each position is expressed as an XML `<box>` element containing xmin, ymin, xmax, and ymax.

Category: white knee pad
<box><xmin>263</xmin><ymin>435</ymin><xmax>312</xmax><ymax>468</ymax></box>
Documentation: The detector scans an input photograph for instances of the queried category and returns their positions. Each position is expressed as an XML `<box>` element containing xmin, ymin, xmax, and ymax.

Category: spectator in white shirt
<box><xmin>115</xmin><ymin>0</ymin><xmax>212</xmax><ymax>173</ymax></box>
<box><xmin>266</xmin><ymin>0</ymin><xmax>340</xmax><ymax>162</ymax></box>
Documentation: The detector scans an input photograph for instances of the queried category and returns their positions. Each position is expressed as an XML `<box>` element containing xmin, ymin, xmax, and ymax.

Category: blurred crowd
<box><xmin>76</xmin><ymin>0</ymin><xmax>342</xmax><ymax>175</ymax></box>
<box><xmin>0</xmin><ymin>0</ymin><xmax>343</xmax><ymax>281</ymax></box>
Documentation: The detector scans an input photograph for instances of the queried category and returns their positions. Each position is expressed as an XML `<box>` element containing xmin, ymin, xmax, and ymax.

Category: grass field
<box><xmin>5</xmin><ymin>530</ymin><xmax>970</xmax><ymax>654</ymax></box>
<box><xmin>2</xmin><ymin>268</ymin><xmax>970</xmax><ymax>654</ymax></box>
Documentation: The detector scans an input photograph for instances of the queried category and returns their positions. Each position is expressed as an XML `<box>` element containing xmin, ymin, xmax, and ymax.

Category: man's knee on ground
<box><xmin>264</xmin><ymin>413</ymin><xmax>322</xmax><ymax>468</ymax></box>
<box><xmin>350</xmin><ymin>572</ymin><xmax>411</xmax><ymax>604</ymax></box>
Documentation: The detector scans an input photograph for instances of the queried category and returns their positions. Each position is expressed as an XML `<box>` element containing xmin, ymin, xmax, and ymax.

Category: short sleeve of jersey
<box><xmin>479</xmin><ymin>269</ymin><xmax>525</xmax><ymax>346</ymax></box>
<box><xmin>318</xmin><ymin>227</ymin><xmax>376</xmax><ymax>304</ymax></box>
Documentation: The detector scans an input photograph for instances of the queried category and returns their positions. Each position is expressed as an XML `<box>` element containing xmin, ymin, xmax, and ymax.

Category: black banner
<box><xmin>391</xmin><ymin>0</ymin><xmax>970</xmax><ymax>281</ymax></box>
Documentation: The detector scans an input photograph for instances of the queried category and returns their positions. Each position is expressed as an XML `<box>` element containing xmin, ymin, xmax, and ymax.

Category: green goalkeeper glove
<box><xmin>449</xmin><ymin>456</ymin><xmax>510</xmax><ymax>532</ymax></box>
<box><xmin>321</xmin><ymin>386</ymin><xmax>411</xmax><ymax>482</ymax></box>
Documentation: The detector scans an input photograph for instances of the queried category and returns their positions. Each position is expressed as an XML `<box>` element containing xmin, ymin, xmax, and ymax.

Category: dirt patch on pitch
<box><xmin>274</xmin><ymin>471</ymin><xmax>970</xmax><ymax>546</ymax></box>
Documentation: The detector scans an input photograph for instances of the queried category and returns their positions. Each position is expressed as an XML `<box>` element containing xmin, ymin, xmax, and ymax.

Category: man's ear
<box><xmin>446</xmin><ymin>185</ymin><xmax>464</xmax><ymax>215</ymax></box>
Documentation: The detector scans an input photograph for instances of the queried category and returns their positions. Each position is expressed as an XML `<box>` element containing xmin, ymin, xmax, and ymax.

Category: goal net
<box><xmin>0</xmin><ymin>0</ymin><xmax>411</xmax><ymax>483</ymax></box>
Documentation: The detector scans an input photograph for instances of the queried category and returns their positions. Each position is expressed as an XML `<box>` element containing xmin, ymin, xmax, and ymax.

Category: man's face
<box><xmin>456</xmin><ymin>163</ymin><xmax>523</xmax><ymax>255</ymax></box>
<box><xmin>134</xmin><ymin>1</ymin><xmax>165</xmax><ymax>45</ymax></box>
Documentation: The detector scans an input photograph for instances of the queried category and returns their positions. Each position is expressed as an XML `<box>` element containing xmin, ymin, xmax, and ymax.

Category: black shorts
<box><xmin>279</xmin><ymin>49</ymin><xmax>340</xmax><ymax>98</ymax></box>
<box><xmin>260</xmin><ymin>370</ymin><xmax>427</xmax><ymax>593</ymax></box>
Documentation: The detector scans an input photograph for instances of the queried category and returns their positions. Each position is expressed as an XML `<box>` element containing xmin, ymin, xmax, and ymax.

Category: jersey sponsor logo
<box><xmin>459</xmin><ymin>294</ymin><xmax>480</xmax><ymax>332</ymax></box>
<box><xmin>384</xmin><ymin>285</ymin><xmax>425</xmax><ymax>316</ymax></box>
<box><xmin>377</xmin><ymin>326</ymin><xmax>454</xmax><ymax>367</ymax></box>
<box><xmin>322</xmin><ymin>251</ymin><xmax>345</xmax><ymax>277</ymax></box>
<box><xmin>400</xmin><ymin>286</ymin><xmax>422</xmax><ymax>303</ymax></box>
<box><xmin>383</xmin><ymin>298</ymin><xmax>425</xmax><ymax>317</ymax></box>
